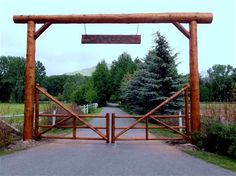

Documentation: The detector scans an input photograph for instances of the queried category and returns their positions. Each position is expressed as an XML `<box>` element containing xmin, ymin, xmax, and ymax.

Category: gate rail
<box><xmin>111</xmin><ymin>84</ymin><xmax>190</xmax><ymax>143</ymax></box>
<box><xmin>34</xmin><ymin>84</ymin><xmax>110</xmax><ymax>143</ymax></box>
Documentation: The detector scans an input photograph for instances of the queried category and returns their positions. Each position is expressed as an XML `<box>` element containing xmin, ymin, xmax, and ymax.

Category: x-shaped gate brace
<box><xmin>34</xmin><ymin>84</ymin><xmax>190</xmax><ymax>143</ymax></box>
<box><xmin>111</xmin><ymin>85</ymin><xmax>190</xmax><ymax>143</ymax></box>
<box><xmin>35</xmin><ymin>84</ymin><xmax>110</xmax><ymax>143</ymax></box>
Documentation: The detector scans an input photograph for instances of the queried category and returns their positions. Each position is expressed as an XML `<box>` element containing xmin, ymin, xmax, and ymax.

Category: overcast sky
<box><xmin>0</xmin><ymin>0</ymin><xmax>235</xmax><ymax>76</ymax></box>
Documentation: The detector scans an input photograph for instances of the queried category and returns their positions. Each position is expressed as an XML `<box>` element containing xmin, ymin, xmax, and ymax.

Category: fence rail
<box><xmin>111</xmin><ymin>84</ymin><xmax>190</xmax><ymax>143</ymax></box>
<box><xmin>35</xmin><ymin>84</ymin><xmax>110</xmax><ymax>143</ymax></box>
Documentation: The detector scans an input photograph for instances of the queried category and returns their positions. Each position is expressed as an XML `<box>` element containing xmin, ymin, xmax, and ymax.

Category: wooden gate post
<box><xmin>189</xmin><ymin>20</ymin><xmax>200</xmax><ymax>132</ymax></box>
<box><xmin>23</xmin><ymin>20</ymin><xmax>36</xmax><ymax>140</ymax></box>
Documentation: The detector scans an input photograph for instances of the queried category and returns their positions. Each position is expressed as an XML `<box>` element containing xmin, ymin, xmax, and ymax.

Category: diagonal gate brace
<box><xmin>36</xmin><ymin>85</ymin><xmax>108</xmax><ymax>141</ymax></box>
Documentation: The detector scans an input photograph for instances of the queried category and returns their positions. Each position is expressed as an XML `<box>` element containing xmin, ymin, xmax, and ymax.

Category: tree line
<box><xmin>1</xmin><ymin>32</ymin><xmax>235</xmax><ymax>113</ymax></box>
<box><xmin>0</xmin><ymin>56</ymin><xmax>46</xmax><ymax>102</ymax></box>
<box><xmin>199</xmin><ymin>65</ymin><xmax>236</xmax><ymax>102</ymax></box>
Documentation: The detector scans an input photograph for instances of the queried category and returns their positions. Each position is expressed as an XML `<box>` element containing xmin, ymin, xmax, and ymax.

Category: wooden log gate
<box><xmin>111</xmin><ymin>85</ymin><xmax>190</xmax><ymax>143</ymax></box>
<box><xmin>13</xmin><ymin>12</ymin><xmax>213</xmax><ymax>140</ymax></box>
<box><xmin>35</xmin><ymin>84</ymin><xmax>110</xmax><ymax>143</ymax></box>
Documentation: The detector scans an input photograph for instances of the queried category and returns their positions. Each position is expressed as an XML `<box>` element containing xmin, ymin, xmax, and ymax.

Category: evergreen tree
<box><xmin>122</xmin><ymin>32</ymin><xmax>183</xmax><ymax>114</ymax></box>
<box><xmin>92</xmin><ymin>60</ymin><xmax>111</xmax><ymax>106</ymax></box>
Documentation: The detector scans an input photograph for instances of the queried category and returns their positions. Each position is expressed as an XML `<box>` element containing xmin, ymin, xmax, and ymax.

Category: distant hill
<box><xmin>65</xmin><ymin>64</ymin><xmax>111</xmax><ymax>76</ymax></box>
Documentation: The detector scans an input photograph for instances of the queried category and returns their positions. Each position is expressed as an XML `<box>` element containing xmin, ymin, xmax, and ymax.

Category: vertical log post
<box><xmin>111</xmin><ymin>113</ymin><xmax>115</xmax><ymax>143</ymax></box>
<box><xmin>189</xmin><ymin>20</ymin><xmax>200</xmax><ymax>132</ymax></box>
<box><xmin>34</xmin><ymin>83</ymin><xmax>39</xmax><ymax>137</ymax></box>
<box><xmin>184</xmin><ymin>87</ymin><xmax>189</xmax><ymax>135</ymax></box>
<box><xmin>23</xmin><ymin>20</ymin><xmax>36</xmax><ymax>140</ymax></box>
<box><xmin>145</xmin><ymin>116</ymin><xmax>149</xmax><ymax>140</ymax></box>
<box><xmin>106</xmin><ymin>113</ymin><xmax>110</xmax><ymax>143</ymax></box>
<box><xmin>73</xmin><ymin>117</ymin><xmax>76</xmax><ymax>139</ymax></box>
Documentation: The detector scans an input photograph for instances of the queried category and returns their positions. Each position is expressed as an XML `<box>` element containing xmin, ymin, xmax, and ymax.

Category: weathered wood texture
<box><xmin>13</xmin><ymin>13</ymin><xmax>213</xmax><ymax>24</ymax></box>
<box><xmin>189</xmin><ymin>21</ymin><xmax>200</xmax><ymax>132</ymax></box>
<box><xmin>23</xmin><ymin>21</ymin><xmax>35</xmax><ymax>140</ymax></box>
<box><xmin>82</xmin><ymin>35</ymin><xmax>141</xmax><ymax>44</ymax></box>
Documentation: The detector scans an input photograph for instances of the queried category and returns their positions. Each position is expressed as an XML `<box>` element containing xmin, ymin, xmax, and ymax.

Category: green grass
<box><xmin>46</xmin><ymin>128</ymin><xmax>72</xmax><ymax>135</ymax></box>
<box><xmin>185</xmin><ymin>150</ymin><xmax>236</xmax><ymax>172</ymax></box>
<box><xmin>149</xmin><ymin>127</ymin><xmax>178</xmax><ymax>138</ymax></box>
<box><xmin>90</xmin><ymin>107</ymin><xmax>102</xmax><ymax>115</ymax></box>
<box><xmin>140</xmin><ymin>121</ymin><xmax>178</xmax><ymax>138</ymax></box>
<box><xmin>45</xmin><ymin>107</ymin><xmax>103</xmax><ymax>135</ymax></box>
<box><xmin>0</xmin><ymin>103</ymin><xmax>48</xmax><ymax>115</ymax></box>
<box><xmin>3</xmin><ymin>117</ymin><xmax>24</xmax><ymax>132</ymax></box>
<box><xmin>0</xmin><ymin>150</ymin><xmax>14</xmax><ymax>156</ymax></box>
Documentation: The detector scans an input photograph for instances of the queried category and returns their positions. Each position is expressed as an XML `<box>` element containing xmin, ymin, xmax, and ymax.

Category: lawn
<box><xmin>185</xmin><ymin>150</ymin><xmax>236</xmax><ymax>172</ymax></box>
<box><xmin>0</xmin><ymin>103</ymin><xmax>102</xmax><ymax>134</ymax></box>
<box><xmin>140</xmin><ymin>121</ymin><xmax>179</xmax><ymax>138</ymax></box>
<box><xmin>0</xmin><ymin>103</ymin><xmax>48</xmax><ymax>116</ymax></box>
<box><xmin>39</xmin><ymin>107</ymin><xmax>103</xmax><ymax>135</ymax></box>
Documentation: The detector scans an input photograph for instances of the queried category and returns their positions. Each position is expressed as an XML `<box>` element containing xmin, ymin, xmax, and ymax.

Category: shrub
<box><xmin>192</xmin><ymin>118</ymin><xmax>236</xmax><ymax>159</ymax></box>
<box><xmin>0</xmin><ymin>122</ymin><xmax>13</xmax><ymax>149</ymax></box>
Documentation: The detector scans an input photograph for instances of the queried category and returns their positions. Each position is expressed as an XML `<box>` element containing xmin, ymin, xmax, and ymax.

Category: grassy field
<box><xmin>0</xmin><ymin>102</ymin><xmax>102</xmax><ymax>134</ymax></box>
<box><xmin>0</xmin><ymin>103</ymin><xmax>48</xmax><ymax>116</ymax></box>
<box><xmin>45</xmin><ymin>107</ymin><xmax>102</xmax><ymax>135</ymax></box>
<box><xmin>185</xmin><ymin>150</ymin><xmax>236</xmax><ymax>172</ymax></box>
<box><xmin>200</xmin><ymin>102</ymin><xmax>236</xmax><ymax>123</ymax></box>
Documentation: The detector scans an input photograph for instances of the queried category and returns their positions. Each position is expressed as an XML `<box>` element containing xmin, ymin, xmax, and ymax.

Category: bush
<box><xmin>192</xmin><ymin>118</ymin><xmax>236</xmax><ymax>159</ymax></box>
<box><xmin>0</xmin><ymin>122</ymin><xmax>13</xmax><ymax>149</ymax></box>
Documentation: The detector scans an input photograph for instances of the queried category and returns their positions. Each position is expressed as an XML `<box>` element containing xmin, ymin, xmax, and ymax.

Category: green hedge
<box><xmin>192</xmin><ymin>119</ymin><xmax>236</xmax><ymax>159</ymax></box>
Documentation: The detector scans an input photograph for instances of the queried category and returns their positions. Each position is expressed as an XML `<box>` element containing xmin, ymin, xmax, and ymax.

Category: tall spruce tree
<box><xmin>122</xmin><ymin>32</ymin><xmax>183</xmax><ymax>114</ymax></box>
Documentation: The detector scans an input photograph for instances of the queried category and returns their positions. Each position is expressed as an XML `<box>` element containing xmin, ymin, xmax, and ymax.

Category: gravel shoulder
<box><xmin>1</xmin><ymin>106</ymin><xmax>235</xmax><ymax>176</ymax></box>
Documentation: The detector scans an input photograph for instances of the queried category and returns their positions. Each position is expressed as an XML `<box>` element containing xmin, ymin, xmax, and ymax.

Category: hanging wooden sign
<box><xmin>81</xmin><ymin>35</ymin><xmax>141</xmax><ymax>44</ymax></box>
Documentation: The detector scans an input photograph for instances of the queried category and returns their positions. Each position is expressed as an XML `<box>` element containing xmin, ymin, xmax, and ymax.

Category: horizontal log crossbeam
<box><xmin>13</xmin><ymin>13</ymin><xmax>213</xmax><ymax>24</ymax></box>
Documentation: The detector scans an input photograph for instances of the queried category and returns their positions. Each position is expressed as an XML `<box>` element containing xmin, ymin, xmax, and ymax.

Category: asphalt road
<box><xmin>1</xmin><ymin>107</ymin><xmax>235</xmax><ymax>176</ymax></box>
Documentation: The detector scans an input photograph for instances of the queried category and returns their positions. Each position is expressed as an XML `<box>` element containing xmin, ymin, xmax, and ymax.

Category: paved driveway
<box><xmin>1</xmin><ymin>107</ymin><xmax>235</xmax><ymax>176</ymax></box>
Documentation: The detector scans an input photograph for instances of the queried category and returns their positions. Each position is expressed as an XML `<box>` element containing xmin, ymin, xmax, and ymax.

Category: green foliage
<box><xmin>121</xmin><ymin>32</ymin><xmax>183</xmax><ymax>114</ymax></box>
<box><xmin>200</xmin><ymin>65</ymin><xmax>236</xmax><ymax>102</ymax></box>
<box><xmin>72</xmin><ymin>77</ymin><xmax>97</xmax><ymax>104</ymax></box>
<box><xmin>185</xmin><ymin>150</ymin><xmax>236</xmax><ymax>172</ymax></box>
<box><xmin>92</xmin><ymin>60</ymin><xmax>111</xmax><ymax>106</ymax></box>
<box><xmin>43</xmin><ymin>75</ymin><xmax>69</xmax><ymax>97</ymax></box>
<box><xmin>110</xmin><ymin>52</ymin><xmax>138</xmax><ymax>102</ymax></box>
<box><xmin>192</xmin><ymin>118</ymin><xmax>236</xmax><ymax>159</ymax></box>
<box><xmin>62</xmin><ymin>74</ymin><xmax>84</xmax><ymax>101</ymax></box>
<box><xmin>0</xmin><ymin>56</ymin><xmax>46</xmax><ymax>103</ymax></box>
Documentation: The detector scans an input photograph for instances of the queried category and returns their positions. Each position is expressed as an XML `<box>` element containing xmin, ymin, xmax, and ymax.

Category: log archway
<box><xmin>13</xmin><ymin>12</ymin><xmax>213</xmax><ymax>140</ymax></box>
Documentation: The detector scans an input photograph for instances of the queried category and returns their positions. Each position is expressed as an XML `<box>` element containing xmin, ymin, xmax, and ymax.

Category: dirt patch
<box><xmin>166</xmin><ymin>140</ymin><xmax>198</xmax><ymax>151</ymax></box>
<box><xmin>6</xmin><ymin>139</ymin><xmax>50</xmax><ymax>152</ymax></box>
